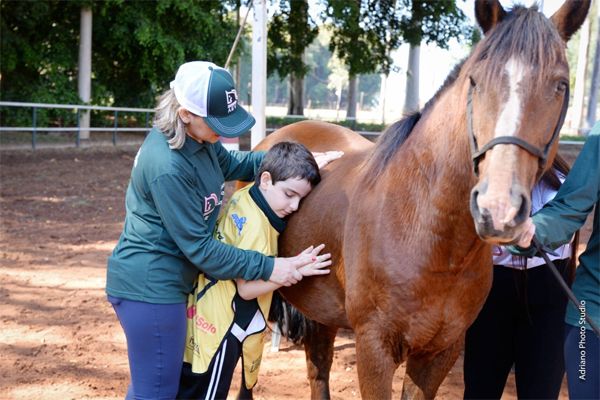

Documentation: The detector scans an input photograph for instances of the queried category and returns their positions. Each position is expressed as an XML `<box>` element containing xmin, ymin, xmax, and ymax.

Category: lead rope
<box><xmin>532</xmin><ymin>237</ymin><xmax>600</xmax><ymax>337</ymax></box>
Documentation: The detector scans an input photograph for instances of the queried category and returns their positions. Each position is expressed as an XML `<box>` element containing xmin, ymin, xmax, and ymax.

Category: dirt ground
<box><xmin>0</xmin><ymin>142</ymin><xmax>591</xmax><ymax>399</ymax></box>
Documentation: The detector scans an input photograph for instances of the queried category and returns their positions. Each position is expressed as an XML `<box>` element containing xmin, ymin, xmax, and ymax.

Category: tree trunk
<box><xmin>403</xmin><ymin>44</ymin><xmax>420</xmax><ymax>114</ymax></box>
<box><xmin>586</xmin><ymin>8</ymin><xmax>600</xmax><ymax>133</ymax></box>
<box><xmin>346</xmin><ymin>74</ymin><xmax>357</xmax><ymax>119</ymax></box>
<box><xmin>571</xmin><ymin>15</ymin><xmax>590</xmax><ymax>134</ymax></box>
<box><xmin>288</xmin><ymin>72</ymin><xmax>304</xmax><ymax>116</ymax></box>
<box><xmin>78</xmin><ymin>6</ymin><xmax>92</xmax><ymax>140</ymax></box>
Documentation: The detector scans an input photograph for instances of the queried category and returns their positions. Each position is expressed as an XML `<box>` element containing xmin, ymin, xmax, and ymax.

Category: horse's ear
<box><xmin>475</xmin><ymin>0</ymin><xmax>507</xmax><ymax>34</ymax></box>
<box><xmin>550</xmin><ymin>0</ymin><xmax>591</xmax><ymax>42</ymax></box>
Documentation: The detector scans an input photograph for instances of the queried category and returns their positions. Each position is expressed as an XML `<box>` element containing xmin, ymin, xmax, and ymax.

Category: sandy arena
<box><xmin>0</xmin><ymin>142</ymin><xmax>590</xmax><ymax>399</ymax></box>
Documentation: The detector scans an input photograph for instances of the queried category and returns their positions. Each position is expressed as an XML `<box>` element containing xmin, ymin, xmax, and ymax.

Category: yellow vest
<box><xmin>183</xmin><ymin>184</ymin><xmax>279</xmax><ymax>389</ymax></box>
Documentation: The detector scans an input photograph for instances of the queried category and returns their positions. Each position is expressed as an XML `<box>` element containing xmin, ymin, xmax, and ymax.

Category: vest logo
<box><xmin>195</xmin><ymin>315</ymin><xmax>217</xmax><ymax>334</ymax></box>
<box><xmin>232</xmin><ymin>213</ymin><xmax>247</xmax><ymax>236</ymax></box>
<box><xmin>249</xmin><ymin>355</ymin><xmax>262</xmax><ymax>372</ymax></box>
<box><xmin>203</xmin><ymin>193</ymin><xmax>222</xmax><ymax>220</ymax></box>
<box><xmin>225</xmin><ymin>89</ymin><xmax>238</xmax><ymax>113</ymax></box>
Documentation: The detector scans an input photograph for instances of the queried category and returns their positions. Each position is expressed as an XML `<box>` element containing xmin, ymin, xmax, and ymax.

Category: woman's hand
<box><xmin>515</xmin><ymin>217</ymin><xmax>536</xmax><ymax>248</ymax></box>
<box><xmin>312</xmin><ymin>151</ymin><xmax>344</xmax><ymax>169</ymax></box>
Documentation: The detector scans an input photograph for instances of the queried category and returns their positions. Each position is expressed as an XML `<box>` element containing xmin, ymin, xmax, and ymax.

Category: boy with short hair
<box><xmin>177</xmin><ymin>141</ymin><xmax>331</xmax><ymax>400</ymax></box>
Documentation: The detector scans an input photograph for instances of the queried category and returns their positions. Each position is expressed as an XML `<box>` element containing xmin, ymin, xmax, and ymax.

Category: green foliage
<box><xmin>93</xmin><ymin>0</ymin><xmax>238</xmax><ymax>107</ymax></box>
<box><xmin>266</xmin><ymin>115</ymin><xmax>384</xmax><ymax>132</ymax></box>
<box><xmin>397</xmin><ymin>0</ymin><xmax>471</xmax><ymax>48</ymax></box>
<box><xmin>1</xmin><ymin>0</ymin><xmax>83</xmax><ymax>125</ymax></box>
<box><xmin>559</xmin><ymin>135</ymin><xmax>587</xmax><ymax>142</ymax></box>
<box><xmin>304</xmin><ymin>32</ymin><xmax>337</xmax><ymax>108</ymax></box>
<box><xmin>267</xmin><ymin>0</ymin><xmax>319</xmax><ymax>79</ymax></box>
<box><xmin>1</xmin><ymin>0</ymin><xmax>238</xmax><ymax>126</ymax></box>
<box><xmin>323</xmin><ymin>0</ymin><xmax>402</xmax><ymax>76</ymax></box>
<box><xmin>358</xmin><ymin>73</ymin><xmax>381</xmax><ymax>109</ymax></box>
<box><xmin>322</xmin><ymin>0</ymin><xmax>471</xmax><ymax>76</ymax></box>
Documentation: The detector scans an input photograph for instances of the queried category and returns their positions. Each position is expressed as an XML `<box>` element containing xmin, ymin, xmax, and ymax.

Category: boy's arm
<box><xmin>236</xmin><ymin>245</ymin><xmax>331</xmax><ymax>300</ymax></box>
<box><xmin>236</xmin><ymin>279</ymin><xmax>281</xmax><ymax>300</ymax></box>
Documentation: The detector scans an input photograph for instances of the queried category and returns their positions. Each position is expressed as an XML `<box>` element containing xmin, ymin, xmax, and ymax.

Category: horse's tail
<box><xmin>267</xmin><ymin>291</ymin><xmax>312</xmax><ymax>344</ymax></box>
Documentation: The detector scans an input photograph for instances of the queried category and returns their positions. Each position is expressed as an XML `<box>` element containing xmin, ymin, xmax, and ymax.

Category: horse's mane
<box><xmin>364</xmin><ymin>5</ymin><xmax>564</xmax><ymax>183</ymax></box>
<box><xmin>364</xmin><ymin>60</ymin><xmax>464</xmax><ymax>181</ymax></box>
<box><xmin>474</xmin><ymin>5</ymin><xmax>565</xmax><ymax>91</ymax></box>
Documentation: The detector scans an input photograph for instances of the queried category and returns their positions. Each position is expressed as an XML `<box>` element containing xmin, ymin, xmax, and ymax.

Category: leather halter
<box><xmin>466</xmin><ymin>78</ymin><xmax>569</xmax><ymax>178</ymax></box>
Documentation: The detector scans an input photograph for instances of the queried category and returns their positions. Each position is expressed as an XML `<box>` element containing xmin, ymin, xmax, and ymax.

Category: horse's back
<box><xmin>251</xmin><ymin>120</ymin><xmax>372</xmax><ymax>154</ymax></box>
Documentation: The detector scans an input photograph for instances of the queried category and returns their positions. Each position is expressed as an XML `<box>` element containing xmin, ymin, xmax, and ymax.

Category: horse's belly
<box><xmin>280</xmin><ymin>272</ymin><xmax>350</xmax><ymax>328</ymax></box>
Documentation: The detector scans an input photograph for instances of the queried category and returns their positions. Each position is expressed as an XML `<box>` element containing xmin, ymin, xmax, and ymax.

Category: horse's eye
<box><xmin>556</xmin><ymin>80</ymin><xmax>568</xmax><ymax>94</ymax></box>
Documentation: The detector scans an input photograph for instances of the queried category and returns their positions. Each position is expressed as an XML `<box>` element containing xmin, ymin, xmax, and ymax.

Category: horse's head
<box><xmin>466</xmin><ymin>0</ymin><xmax>589</xmax><ymax>244</ymax></box>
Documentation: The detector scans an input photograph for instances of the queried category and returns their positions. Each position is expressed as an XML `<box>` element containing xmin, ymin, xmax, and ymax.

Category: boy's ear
<box><xmin>178</xmin><ymin>108</ymin><xmax>192</xmax><ymax>124</ymax></box>
<box><xmin>259</xmin><ymin>171</ymin><xmax>272</xmax><ymax>189</ymax></box>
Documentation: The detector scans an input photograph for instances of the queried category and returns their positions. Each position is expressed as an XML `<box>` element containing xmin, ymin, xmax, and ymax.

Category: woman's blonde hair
<box><xmin>153</xmin><ymin>89</ymin><xmax>186</xmax><ymax>149</ymax></box>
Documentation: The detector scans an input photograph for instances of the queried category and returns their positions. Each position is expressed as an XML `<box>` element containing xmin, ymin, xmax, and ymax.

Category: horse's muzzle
<box><xmin>469</xmin><ymin>183</ymin><xmax>531</xmax><ymax>243</ymax></box>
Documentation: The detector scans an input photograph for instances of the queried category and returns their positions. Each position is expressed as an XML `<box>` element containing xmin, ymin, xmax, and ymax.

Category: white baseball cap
<box><xmin>170</xmin><ymin>61</ymin><xmax>255</xmax><ymax>138</ymax></box>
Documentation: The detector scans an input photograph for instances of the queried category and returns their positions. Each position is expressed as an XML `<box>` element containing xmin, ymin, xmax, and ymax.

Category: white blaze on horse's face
<box><xmin>495</xmin><ymin>58</ymin><xmax>525</xmax><ymax>139</ymax></box>
<box><xmin>476</xmin><ymin>57</ymin><xmax>527</xmax><ymax>233</ymax></box>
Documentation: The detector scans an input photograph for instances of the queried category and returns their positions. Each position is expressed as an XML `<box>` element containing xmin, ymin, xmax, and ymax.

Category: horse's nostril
<box><xmin>513</xmin><ymin>193</ymin><xmax>531</xmax><ymax>225</ymax></box>
<box><xmin>469</xmin><ymin>188</ymin><xmax>481</xmax><ymax>221</ymax></box>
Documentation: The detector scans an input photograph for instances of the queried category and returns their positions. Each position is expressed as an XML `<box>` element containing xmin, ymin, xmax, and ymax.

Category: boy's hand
<box><xmin>297</xmin><ymin>244</ymin><xmax>331</xmax><ymax>277</ymax></box>
<box><xmin>313</xmin><ymin>151</ymin><xmax>344</xmax><ymax>169</ymax></box>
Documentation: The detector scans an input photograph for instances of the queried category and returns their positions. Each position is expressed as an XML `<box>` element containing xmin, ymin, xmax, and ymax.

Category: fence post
<box><xmin>32</xmin><ymin>107</ymin><xmax>37</xmax><ymax>150</ymax></box>
<box><xmin>113</xmin><ymin>110</ymin><xmax>118</xmax><ymax>145</ymax></box>
<box><xmin>76</xmin><ymin>108</ymin><xmax>81</xmax><ymax>147</ymax></box>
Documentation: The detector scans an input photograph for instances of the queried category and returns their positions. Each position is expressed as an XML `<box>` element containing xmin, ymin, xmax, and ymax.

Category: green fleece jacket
<box><xmin>527</xmin><ymin>125</ymin><xmax>599</xmax><ymax>331</ymax></box>
<box><xmin>106</xmin><ymin>128</ymin><xmax>272</xmax><ymax>304</ymax></box>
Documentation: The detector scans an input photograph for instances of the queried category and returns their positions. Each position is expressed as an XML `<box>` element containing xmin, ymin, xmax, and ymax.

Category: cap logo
<box><xmin>225</xmin><ymin>89</ymin><xmax>238</xmax><ymax>113</ymax></box>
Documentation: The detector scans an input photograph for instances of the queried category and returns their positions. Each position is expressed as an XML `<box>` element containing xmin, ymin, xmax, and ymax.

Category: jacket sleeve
<box><xmin>532</xmin><ymin>130</ymin><xmax>600</xmax><ymax>249</ymax></box>
<box><xmin>149</xmin><ymin>172</ymin><xmax>274</xmax><ymax>281</ymax></box>
<box><xmin>213</xmin><ymin>141</ymin><xmax>266</xmax><ymax>182</ymax></box>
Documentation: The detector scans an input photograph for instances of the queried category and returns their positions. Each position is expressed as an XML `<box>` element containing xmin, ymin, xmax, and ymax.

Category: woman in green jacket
<box><xmin>106</xmin><ymin>61</ymin><xmax>338</xmax><ymax>399</ymax></box>
<box><xmin>515</xmin><ymin>123</ymin><xmax>599</xmax><ymax>399</ymax></box>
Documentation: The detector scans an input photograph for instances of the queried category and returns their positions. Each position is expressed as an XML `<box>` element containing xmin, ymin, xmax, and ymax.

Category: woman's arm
<box><xmin>531</xmin><ymin>131</ymin><xmax>599</xmax><ymax>248</ymax></box>
<box><xmin>516</xmin><ymin>130</ymin><xmax>599</xmax><ymax>249</ymax></box>
<box><xmin>151</xmin><ymin>172</ymin><xmax>315</xmax><ymax>285</ymax></box>
<box><xmin>214</xmin><ymin>142</ymin><xmax>265</xmax><ymax>181</ymax></box>
<box><xmin>236</xmin><ymin>245</ymin><xmax>331</xmax><ymax>300</ymax></box>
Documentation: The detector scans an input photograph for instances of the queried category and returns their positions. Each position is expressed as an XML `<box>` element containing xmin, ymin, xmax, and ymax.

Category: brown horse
<box><xmin>250</xmin><ymin>1</ymin><xmax>589</xmax><ymax>398</ymax></box>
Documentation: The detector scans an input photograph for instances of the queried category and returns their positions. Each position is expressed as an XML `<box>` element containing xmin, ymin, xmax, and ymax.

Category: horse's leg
<box><xmin>303</xmin><ymin>322</ymin><xmax>338</xmax><ymax>399</ymax></box>
<box><xmin>401</xmin><ymin>336</ymin><xmax>464</xmax><ymax>400</ymax></box>
<box><xmin>354</xmin><ymin>326</ymin><xmax>402</xmax><ymax>399</ymax></box>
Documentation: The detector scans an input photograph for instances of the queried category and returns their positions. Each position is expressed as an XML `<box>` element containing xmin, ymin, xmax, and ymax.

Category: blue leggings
<box><xmin>108</xmin><ymin>295</ymin><xmax>187</xmax><ymax>400</ymax></box>
<box><xmin>564</xmin><ymin>323</ymin><xmax>600</xmax><ymax>399</ymax></box>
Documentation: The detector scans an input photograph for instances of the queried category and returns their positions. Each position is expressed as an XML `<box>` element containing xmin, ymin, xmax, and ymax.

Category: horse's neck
<box><xmin>401</xmin><ymin>89</ymin><xmax>473</xmax><ymax>197</ymax></box>
<box><xmin>380</xmin><ymin>86</ymin><xmax>481</xmax><ymax>253</ymax></box>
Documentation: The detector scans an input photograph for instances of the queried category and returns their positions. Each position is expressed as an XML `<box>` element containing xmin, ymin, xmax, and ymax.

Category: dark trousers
<box><xmin>177</xmin><ymin>331</ymin><xmax>243</xmax><ymax>400</ymax></box>
<box><xmin>108</xmin><ymin>296</ymin><xmax>187</xmax><ymax>400</ymax></box>
<box><xmin>464</xmin><ymin>260</ymin><xmax>570</xmax><ymax>399</ymax></box>
<box><xmin>564</xmin><ymin>323</ymin><xmax>600</xmax><ymax>399</ymax></box>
